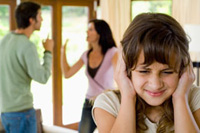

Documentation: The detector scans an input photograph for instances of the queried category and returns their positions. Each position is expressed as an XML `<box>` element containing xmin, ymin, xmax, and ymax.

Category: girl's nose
<box><xmin>148</xmin><ymin>75</ymin><xmax>163</xmax><ymax>90</ymax></box>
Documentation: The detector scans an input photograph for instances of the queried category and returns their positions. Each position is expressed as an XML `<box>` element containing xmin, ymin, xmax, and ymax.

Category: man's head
<box><xmin>15</xmin><ymin>1</ymin><xmax>42</xmax><ymax>29</ymax></box>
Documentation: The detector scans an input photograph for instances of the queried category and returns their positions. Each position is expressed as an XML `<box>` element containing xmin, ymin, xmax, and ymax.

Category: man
<box><xmin>0</xmin><ymin>1</ymin><xmax>54</xmax><ymax>132</ymax></box>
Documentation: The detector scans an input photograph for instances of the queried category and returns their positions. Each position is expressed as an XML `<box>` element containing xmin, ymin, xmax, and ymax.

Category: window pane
<box><xmin>97</xmin><ymin>6</ymin><xmax>101</xmax><ymax>19</ymax></box>
<box><xmin>62</xmin><ymin>6</ymin><xmax>88</xmax><ymax>125</ymax></box>
<box><xmin>132</xmin><ymin>1</ymin><xmax>172</xmax><ymax>19</ymax></box>
<box><xmin>30</xmin><ymin>6</ymin><xmax>53</xmax><ymax>125</ymax></box>
<box><xmin>0</xmin><ymin>5</ymin><xmax>9</xmax><ymax>40</ymax></box>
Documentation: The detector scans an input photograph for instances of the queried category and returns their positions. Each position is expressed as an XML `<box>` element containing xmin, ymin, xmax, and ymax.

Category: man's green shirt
<box><xmin>0</xmin><ymin>32</ymin><xmax>52</xmax><ymax>112</ymax></box>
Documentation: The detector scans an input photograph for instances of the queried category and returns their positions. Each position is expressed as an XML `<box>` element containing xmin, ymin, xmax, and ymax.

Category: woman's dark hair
<box><xmin>89</xmin><ymin>19</ymin><xmax>116</xmax><ymax>55</ymax></box>
<box><xmin>15</xmin><ymin>1</ymin><xmax>41</xmax><ymax>29</ymax></box>
<box><xmin>120</xmin><ymin>13</ymin><xmax>190</xmax><ymax>132</ymax></box>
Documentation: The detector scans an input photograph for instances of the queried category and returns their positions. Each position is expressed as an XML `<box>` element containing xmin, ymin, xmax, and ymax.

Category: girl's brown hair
<box><xmin>119</xmin><ymin>13</ymin><xmax>190</xmax><ymax>132</ymax></box>
<box><xmin>122</xmin><ymin>13</ymin><xmax>190</xmax><ymax>78</ymax></box>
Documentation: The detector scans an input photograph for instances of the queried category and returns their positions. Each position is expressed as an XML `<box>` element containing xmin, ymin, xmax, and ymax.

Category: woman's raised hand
<box><xmin>61</xmin><ymin>39</ymin><xmax>69</xmax><ymax>54</ymax></box>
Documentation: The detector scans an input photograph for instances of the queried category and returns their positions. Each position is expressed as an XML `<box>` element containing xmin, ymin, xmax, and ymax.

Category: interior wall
<box><xmin>100</xmin><ymin>0</ymin><xmax>131</xmax><ymax>46</ymax></box>
<box><xmin>173</xmin><ymin>0</ymin><xmax>200</xmax><ymax>64</ymax></box>
<box><xmin>172</xmin><ymin>0</ymin><xmax>200</xmax><ymax>25</ymax></box>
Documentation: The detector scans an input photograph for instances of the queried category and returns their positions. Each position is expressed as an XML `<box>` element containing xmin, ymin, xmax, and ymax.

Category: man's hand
<box><xmin>43</xmin><ymin>34</ymin><xmax>54</xmax><ymax>53</ymax></box>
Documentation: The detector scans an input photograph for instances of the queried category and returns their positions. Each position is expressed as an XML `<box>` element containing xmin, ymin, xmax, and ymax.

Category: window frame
<box><xmin>0</xmin><ymin>0</ymin><xmax>16</xmax><ymax>30</ymax></box>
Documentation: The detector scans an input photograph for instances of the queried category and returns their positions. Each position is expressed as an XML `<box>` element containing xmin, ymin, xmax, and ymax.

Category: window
<box><xmin>0</xmin><ymin>5</ymin><xmax>9</xmax><ymax>40</ymax></box>
<box><xmin>30</xmin><ymin>6</ymin><xmax>53</xmax><ymax>125</ymax></box>
<box><xmin>61</xmin><ymin>6</ymin><xmax>89</xmax><ymax>125</ymax></box>
<box><xmin>131</xmin><ymin>0</ymin><xmax>172</xmax><ymax>19</ymax></box>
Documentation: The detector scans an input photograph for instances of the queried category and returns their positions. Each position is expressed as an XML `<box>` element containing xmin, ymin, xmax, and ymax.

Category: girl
<box><xmin>92</xmin><ymin>13</ymin><xmax>200</xmax><ymax>132</ymax></box>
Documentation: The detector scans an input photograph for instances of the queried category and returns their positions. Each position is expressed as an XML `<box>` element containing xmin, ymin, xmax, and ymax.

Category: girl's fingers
<box><xmin>115</xmin><ymin>48</ymin><xmax>126</xmax><ymax>80</ymax></box>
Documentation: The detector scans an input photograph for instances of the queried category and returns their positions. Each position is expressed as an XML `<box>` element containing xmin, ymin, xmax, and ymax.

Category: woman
<box><xmin>92</xmin><ymin>13</ymin><xmax>200</xmax><ymax>132</ymax></box>
<box><xmin>61</xmin><ymin>19</ymin><xmax>118</xmax><ymax>133</ymax></box>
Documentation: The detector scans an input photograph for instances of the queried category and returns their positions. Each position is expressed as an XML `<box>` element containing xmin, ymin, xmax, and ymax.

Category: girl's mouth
<box><xmin>145</xmin><ymin>90</ymin><xmax>166</xmax><ymax>97</ymax></box>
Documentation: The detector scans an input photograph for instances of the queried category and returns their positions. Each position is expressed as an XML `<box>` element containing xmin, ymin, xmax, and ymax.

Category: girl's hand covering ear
<box><xmin>173</xmin><ymin>61</ymin><xmax>195</xmax><ymax>98</ymax></box>
<box><xmin>114</xmin><ymin>47</ymin><xmax>136</xmax><ymax>99</ymax></box>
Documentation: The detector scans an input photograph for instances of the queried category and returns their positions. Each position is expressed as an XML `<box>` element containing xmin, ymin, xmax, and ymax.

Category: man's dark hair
<box><xmin>15</xmin><ymin>1</ymin><xmax>41</xmax><ymax>29</ymax></box>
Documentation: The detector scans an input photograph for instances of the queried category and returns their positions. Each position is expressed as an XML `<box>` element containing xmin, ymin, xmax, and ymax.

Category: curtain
<box><xmin>172</xmin><ymin>0</ymin><xmax>200</xmax><ymax>26</ymax></box>
<box><xmin>100</xmin><ymin>0</ymin><xmax>131</xmax><ymax>46</ymax></box>
<box><xmin>172</xmin><ymin>0</ymin><xmax>200</xmax><ymax>62</ymax></box>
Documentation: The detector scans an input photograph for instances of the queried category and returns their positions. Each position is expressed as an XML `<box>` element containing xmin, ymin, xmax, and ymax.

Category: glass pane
<box><xmin>97</xmin><ymin>6</ymin><xmax>101</xmax><ymax>19</ymax></box>
<box><xmin>0</xmin><ymin>5</ymin><xmax>9</xmax><ymax>41</ymax></box>
<box><xmin>30</xmin><ymin>6</ymin><xmax>53</xmax><ymax>125</ymax></box>
<box><xmin>62</xmin><ymin>6</ymin><xmax>88</xmax><ymax>125</ymax></box>
<box><xmin>132</xmin><ymin>1</ymin><xmax>172</xmax><ymax>19</ymax></box>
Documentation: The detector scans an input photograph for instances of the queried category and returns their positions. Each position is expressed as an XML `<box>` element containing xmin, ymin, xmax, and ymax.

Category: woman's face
<box><xmin>87</xmin><ymin>22</ymin><xmax>100</xmax><ymax>44</ymax></box>
<box><xmin>131</xmin><ymin>51</ymin><xmax>179</xmax><ymax>106</ymax></box>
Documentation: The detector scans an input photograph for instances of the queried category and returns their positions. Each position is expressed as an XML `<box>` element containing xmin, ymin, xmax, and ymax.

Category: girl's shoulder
<box><xmin>189</xmin><ymin>84</ymin><xmax>200</xmax><ymax>96</ymax></box>
<box><xmin>95</xmin><ymin>90</ymin><xmax>120</xmax><ymax>106</ymax></box>
<box><xmin>188</xmin><ymin>84</ymin><xmax>200</xmax><ymax>112</ymax></box>
<box><xmin>93</xmin><ymin>90</ymin><xmax>121</xmax><ymax>117</ymax></box>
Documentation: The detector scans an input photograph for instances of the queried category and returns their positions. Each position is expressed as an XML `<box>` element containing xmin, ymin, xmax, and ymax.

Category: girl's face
<box><xmin>86</xmin><ymin>22</ymin><xmax>100</xmax><ymax>44</ymax></box>
<box><xmin>131</xmin><ymin>51</ymin><xmax>179</xmax><ymax>106</ymax></box>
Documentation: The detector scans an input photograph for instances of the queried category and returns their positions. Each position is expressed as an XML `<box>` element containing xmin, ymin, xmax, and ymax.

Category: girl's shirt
<box><xmin>92</xmin><ymin>85</ymin><xmax>200</xmax><ymax>132</ymax></box>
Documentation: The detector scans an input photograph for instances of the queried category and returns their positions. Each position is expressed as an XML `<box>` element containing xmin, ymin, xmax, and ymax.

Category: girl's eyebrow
<box><xmin>135</xmin><ymin>65</ymin><xmax>148</xmax><ymax>69</ymax></box>
<box><xmin>136</xmin><ymin>65</ymin><xmax>172</xmax><ymax>70</ymax></box>
<box><xmin>162</xmin><ymin>68</ymin><xmax>173</xmax><ymax>71</ymax></box>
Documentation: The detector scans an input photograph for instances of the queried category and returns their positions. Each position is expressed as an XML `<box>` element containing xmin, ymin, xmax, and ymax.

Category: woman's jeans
<box><xmin>78</xmin><ymin>99</ymin><xmax>96</xmax><ymax>133</ymax></box>
<box><xmin>1</xmin><ymin>108</ymin><xmax>37</xmax><ymax>133</ymax></box>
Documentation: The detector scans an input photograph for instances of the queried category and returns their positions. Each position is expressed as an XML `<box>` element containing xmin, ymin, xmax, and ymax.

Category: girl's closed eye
<box><xmin>162</xmin><ymin>68</ymin><xmax>176</xmax><ymax>74</ymax></box>
<box><xmin>135</xmin><ymin>68</ymin><xmax>150</xmax><ymax>74</ymax></box>
<box><xmin>139</xmin><ymin>70</ymin><xmax>150</xmax><ymax>74</ymax></box>
<box><xmin>162</xmin><ymin>71</ymin><xmax>174</xmax><ymax>74</ymax></box>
